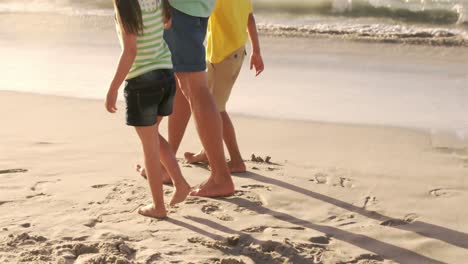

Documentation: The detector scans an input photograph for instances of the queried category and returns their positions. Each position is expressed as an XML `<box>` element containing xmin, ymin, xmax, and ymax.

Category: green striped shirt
<box><xmin>118</xmin><ymin>0</ymin><xmax>172</xmax><ymax>80</ymax></box>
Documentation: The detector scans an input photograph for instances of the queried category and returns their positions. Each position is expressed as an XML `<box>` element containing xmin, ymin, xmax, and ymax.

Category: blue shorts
<box><xmin>163</xmin><ymin>7</ymin><xmax>208</xmax><ymax>72</ymax></box>
<box><xmin>124</xmin><ymin>69</ymin><xmax>176</xmax><ymax>127</ymax></box>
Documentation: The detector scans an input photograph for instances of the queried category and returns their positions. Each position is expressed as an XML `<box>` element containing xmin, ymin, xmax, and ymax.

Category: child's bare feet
<box><xmin>170</xmin><ymin>182</ymin><xmax>191</xmax><ymax>206</ymax></box>
<box><xmin>184</xmin><ymin>151</ymin><xmax>209</xmax><ymax>164</ymax></box>
<box><xmin>228</xmin><ymin>160</ymin><xmax>246</xmax><ymax>173</ymax></box>
<box><xmin>136</xmin><ymin>164</ymin><xmax>173</xmax><ymax>184</ymax></box>
<box><xmin>138</xmin><ymin>204</ymin><xmax>167</xmax><ymax>219</ymax></box>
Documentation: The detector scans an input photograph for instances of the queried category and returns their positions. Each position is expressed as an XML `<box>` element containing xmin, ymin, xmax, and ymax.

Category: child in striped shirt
<box><xmin>105</xmin><ymin>0</ymin><xmax>190</xmax><ymax>219</ymax></box>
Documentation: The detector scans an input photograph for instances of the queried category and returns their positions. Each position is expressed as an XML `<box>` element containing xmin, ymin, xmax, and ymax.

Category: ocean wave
<box><xmin>254</xmin><ymin>0</ymin><xmax>468</xmax><ymax>25</ymax></box>
<box><xmin>257</xmin><ymin>22</ymin><xmax>468</xmax><ymax>47</ymax></box>
<box><xmin>0</xmin><ymin>0</ymin><xmax>467</xmax><ymax>25</ymax></box>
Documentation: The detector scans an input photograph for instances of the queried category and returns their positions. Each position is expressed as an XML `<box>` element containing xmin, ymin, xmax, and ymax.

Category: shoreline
<box><xmin>1</xmin><ymin>90</ymin><xmax>464</xmax><ymax>139</ymax></box>
<box><xmin>1</xmin><ymin>90</ymin><xmax>467</xmax><ymax>151</ymax></box>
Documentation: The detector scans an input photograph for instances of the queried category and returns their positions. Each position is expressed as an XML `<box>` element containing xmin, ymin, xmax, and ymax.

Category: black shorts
<box><xmin>163</xmin><ymin>7</ymin><xmax>208</xmax><ymax>72</ymax></box>
<box><xmin>124</xmin><ymin>69</ymin><xmax>176</xmax><ymax>127</ymax></box>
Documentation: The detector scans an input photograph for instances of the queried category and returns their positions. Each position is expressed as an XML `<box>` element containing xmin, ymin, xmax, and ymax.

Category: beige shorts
<box><xmin>207</xmin><ymin>46</ymin><xmax>246</xmax><ymax>112</ymax></box>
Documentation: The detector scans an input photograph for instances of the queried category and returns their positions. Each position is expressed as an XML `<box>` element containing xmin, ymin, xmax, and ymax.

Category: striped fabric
<box><xmin>123</xmin><ymin>0</ymin><xmax>172</xmax><ymax>79</ymax></box>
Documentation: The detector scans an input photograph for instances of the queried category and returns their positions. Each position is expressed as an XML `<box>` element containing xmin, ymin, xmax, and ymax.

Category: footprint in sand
<box><xmin>429</xmin><ymin>188</ymin><xmax>458</xmax><ymax>198</ymax></box>
<box><xmin>102</xmin><ymin>181</ymin><xmax>147</xmax><ymax>205</ymax></box>
<box><xmin>62</xmin><ymin>236</ymin><xmax>89</xmax><ymax>242</ymax></box>
<box><xmin>339</xmin><ymin>177</ymin><xmax>354</xmax><ymax>188</ymax></box>
<box><xmin>187</xmin><ymin>236</ymin><xmax>228</xmax><ymax>250</ymax></box>
<box><xmin>145</xmin><ymin>253</ymin><xmax>162</xmax><ymax>263</ymax></box>
<box><xmin>201</xmin><ymin>203</ymin><xmax>234</xmax><ymax>221</ymax></box>
<box><xmin>4</xmin><ymin>233</ymin><xmax>48</xmax><ymax>247</ymax></box>
<box><xmin>380</xmin><ymin>214</ymin><xmax>419</xmax><ymax>227</ymax></box>
<box><xmin>0</xmin><ymin>169</ymin><xmax>28</xmax><ymax>175</ymax></box>
<box><xmin>242</xmin><ymin>225</ymin><xmax>305</xmax><ymax>233</ymax></box>
<box><xmin>362</xmin><ymin>196</ymin><xmax>377</xmax><ymax>209</ymax></box>
<box><xmin>91</xmin><ymin>184</ymin><xmax>109</xmax><ymax>189</ymax></box>
<box><xmin>201</xmin><ymin>204</ymin><xmax>222</xmax><ymax>215</ymax></box>
<box><xmin>185</xmin><ymin>197</ymin><xmax>209</xmax><ymax>205</ymax></box>
<box><xmin>338</xmin><ymin>253</ymin><xmax>385</xmax><ymax>264</ymax></box>
<box><xmin>233</xmin><ymin>190</ymin><xmax>264</xmax><ymax>207</ymax></box>
<box><xmin>326</xmin><ymin>213</ymin><xmax>357</xmax><ymax>227</ymax></box>
<box><xmin>84</xmin><ymin>217</ymin><xmax>102</xmax><ymax>228</ymax></box>
<box><xmin>241</xmin><ymin>184</ymin><xmax>272</xmax><ymax>191</ymax></box>
<box><xmin>242</xmin><ymin>225</ymin><xmax>270</xmax><ymax>233</ymax></box>
<box><xmin>309</xmin><ymin>172</ymin><xmax>328</xmax><ymax>184</ymax></box>
<box><xmin>30</xmin><ymin>180</ymin><xmax>61</xmax><ymax>191</ymax></box>
<box><xmin>25</xmin><ymin>193</ymin><xmax>48</xmax><ymax>199</ymax></box>
<box><xmin>261</xmin><ymin>239</ymin><xmax>327</xmax><ymax>263</ymax></box>
<box><xmin>56</xmin><ymin>240</ymin><xmax>135</xmax><ymax>263</ymax></box>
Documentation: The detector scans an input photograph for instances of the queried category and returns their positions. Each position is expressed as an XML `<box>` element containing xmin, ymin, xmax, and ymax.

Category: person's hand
<box><xmin>105</xmin><ymin>88</ymin><xmax>118</xmax><ymax>113</ymax></box>
<box><xmin>164</xmin><ymin>18</ymin><xmax>172</xmax><ymax>29</ymax></box>
<box><xmin>250</xmin><ymin>52</ymin><xmax>264</xmax><ymax>76</ymax></box>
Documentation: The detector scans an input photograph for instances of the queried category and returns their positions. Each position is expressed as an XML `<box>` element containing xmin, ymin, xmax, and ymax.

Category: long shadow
<box><xmin>237</xmin><ymin>171</ymin><xmax>468</xmax><ymax>250</ymax></box>
<box><xmin>166</xmin><ymin>217</ymin><xmax>312</xmax><ymax>263</ymax></box>
<box><xmin>166</xmin><ymin>218</ymin><xmax>225</xmax><ymax>241</ymax></box>
<box><xmin>217</xmin><ymin>197</ymin><xmax>445</xmax><ymax>264</ymax></box>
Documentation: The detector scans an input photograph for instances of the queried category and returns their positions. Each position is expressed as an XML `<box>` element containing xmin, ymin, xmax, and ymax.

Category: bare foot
<box><xmin>190</xmin><ymin>178</ymin><xmax>235</xmax><ymax>198</ymax></box>
<box><xmin>170</xmin><ymin>183</ymin><xmax>191</xmax><ymax>206</ymax></box>
<box><xmin>184</xmin><ymin>151</ymin><xmax>209</xmax><ymax>164</ymax></box>
<box><xmin>138</xmin><ymin>204</ymin><xmax>167</xmax><ymax>219</ymax></box>
<box><xmin>136</xmin><ymin>164</ymin><xmax>173</xmax><ymax>185</ymax></box>
<box><xmin>228</xmin><ymin>160</ymin><xmax>246</xmax><ymax>173</ymax></box>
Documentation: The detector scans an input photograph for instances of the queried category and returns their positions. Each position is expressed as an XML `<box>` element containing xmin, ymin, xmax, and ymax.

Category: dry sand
<box><xmin>0</xmin><ymin>91</ymin><xmax>467</xmax><ymax>264</ymax></box>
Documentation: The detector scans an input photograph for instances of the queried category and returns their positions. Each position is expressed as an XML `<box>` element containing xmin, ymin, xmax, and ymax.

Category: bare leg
<box><xmin>139</xmin><ymin>86</ymin><xmax>188</xmax><ymax>184</ymax></box>
<box><xmin>176</xmin><ymin>71</ymin><xmax>234</xmax><ymax>197</ymax></box>
<box><xmin>184</xmin><ymin>111</ymin><xmax>245</xmax><ymax>173</ymax></box>
<box><xmin>168</xmin><ymin>80</ymin><xmax>191</xmax><ymax>154</ymax></box>
<box><xmin>220</xmin><ymin>111</ymin><xmax>246</xmax><ymax>173</ymax></box>
<box><xmin>158</xmin><ymin>134</ymin><xmax>191</xmax><ymax>206</ymax></box>
<box><xmin>134</xmin><ymin>124</ymin><xmax>167</xmax><ymax>219</ymax></box>
<box><xmin>136</xmin><ymin>117</ymin><xmax>190</xmax><ymax>205</ymax></box>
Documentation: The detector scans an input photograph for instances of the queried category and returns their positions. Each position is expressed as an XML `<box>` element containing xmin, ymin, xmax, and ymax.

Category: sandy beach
<box><xmin>1</xmin><ymin>91</ymin><xmax>467</xmax><ymax>263</ymax></box>
<box><xmin>1</xmin><ymin>1</ymin><xmax>468</xmax><ymax>262</ymax></box>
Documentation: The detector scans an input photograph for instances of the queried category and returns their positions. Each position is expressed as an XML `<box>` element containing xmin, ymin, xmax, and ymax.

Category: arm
<box><xmin>247</xmin><ymin>13</ymin><xmax>264</xmax><ymax>76</ymax></box>
<box><xmin>105</xmin><ymin>15</ymin><xmax>138</xmax><ymax>113</ymax></box>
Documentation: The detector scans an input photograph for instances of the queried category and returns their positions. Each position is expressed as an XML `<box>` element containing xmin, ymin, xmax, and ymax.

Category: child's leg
<box><xmin>135</xmin><ymin>124</ymin><xmax>167</xmax><ymax>219</ymax></box>
<box><xmin>220</xmin><ymin>111</ymin><xmax>246</xmax><ymax>173</ymax></box>
<box><xmin>158</xmin><ymin>132</ymin><xmax>191</xmax><ymax>206</ymax></box>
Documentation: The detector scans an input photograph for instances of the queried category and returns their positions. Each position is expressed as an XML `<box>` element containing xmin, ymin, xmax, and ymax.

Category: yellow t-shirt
<box><xmin>206</xmin><ymin>0</ymin><xmax>253</xmax><ymax>64</ymax></box>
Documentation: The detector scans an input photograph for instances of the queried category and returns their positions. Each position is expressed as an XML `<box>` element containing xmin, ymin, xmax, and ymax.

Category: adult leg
<box><xmin>168</xmin><ymin>80</ymin><xmax>191</xmax><ymax>154</ymax></box>
<box><xmin>220</xmin><ymin>111</ymin><xmax>246</xmax><ymax>173</ymax></box>
<box><xmin>185</xmin><ymin>48</ymin><xmax>246</xmax><ymax>173</ymax></box>
<box><xmin>176</xmin><ymin>71</ymin><xmax>234</xmax><ymax>197</ymax></box>
<box><xmin>134</xmin><ymin>124</ymin><xmax>167</xmax><ymax>219</ymax></box>
<box><xmin>184</xmin><ymin>112</ymin><xmax>246</xmax><ymax>173</ymax></box>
